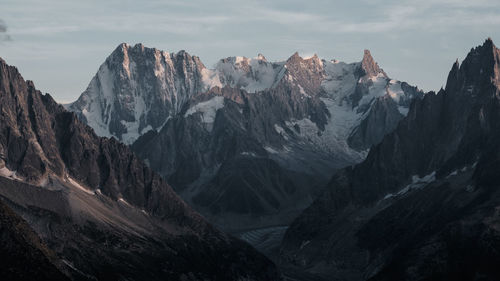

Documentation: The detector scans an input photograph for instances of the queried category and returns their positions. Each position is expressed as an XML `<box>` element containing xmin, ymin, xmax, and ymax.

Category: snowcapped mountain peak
<box><xmin>285</xmin><ymin>52</ymin><xmax>322</xmax><ymax>69</ymax></box>
<box><xmin>69</xmin><ymin>43</ymin><xmax>209</xmax><ymax>144</ymax></box>
<box><xmin>283</xmin><ymin>51</ymin><xmax>325</xmax><ymax>96</ymax></box>
<box><xmin>214</xmin><ymin>51</ymin><xmax>325</xmax><ymax>96</ymax></box>
<box><xmin>69</xmin><ymin>43</ymin><xmax>421</xmax><ymax>148</ymax></box>
<box><xmin>68</xmin><ymin>43</ymin><xmax>424</xmax><ymax>228</ymax></box>
<box><xmin>285</xmin><ymin>52</ymin><xmax>321</xmax><ymax>65</ymax></box>
<box><xmin>215</xmin><ymin>55</ymin><xmax>284</xmax><ymax>93</ymax></box>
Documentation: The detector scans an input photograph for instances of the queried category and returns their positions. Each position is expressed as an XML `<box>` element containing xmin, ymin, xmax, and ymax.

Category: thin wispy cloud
<box><xmin>0</xmin><ymin>19</ymin><xmax>12</xmax><ymax>42</ymax></box>
<box><xmin>3</xmin><ymin>1</ymin><xmax>499</xmax><ymax>36</ymax></box>
<box><xmin>245</xmin><ymin>2</ymin><xmax>500</xmax><ymax>34</ymax></box>
<box><xmin>0</xmin><ymin>20</ymin><xmax>6</xmax><ymax>32</ymax></box>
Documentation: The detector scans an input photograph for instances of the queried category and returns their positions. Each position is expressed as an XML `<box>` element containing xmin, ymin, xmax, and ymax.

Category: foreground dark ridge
<box><xmin>280</xmin><ymin>38</ymin><xmax>500</xmax><ymax>280</ymax></box>
<box><xmin>0</xmin><ymin>57</ymin><xmax>279</xmax><ymax>280</ymax></box>
<box><xmin>0</xmin><ymin>199</ymin><xmax>69</xmax><ymax>280</ymax></box>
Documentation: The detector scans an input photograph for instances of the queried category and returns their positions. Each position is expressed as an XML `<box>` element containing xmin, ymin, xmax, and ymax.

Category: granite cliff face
<box><xmin>69</xmin><ymin>43</ymin><xmax>216</xmax><ymax>144</ymax></box>
<box><xmin>0</xmin><ymin>57</ymin><xmax>279</xmax><ymax>281</ymax></box>
<box><xmin>280</xmin><ymin>39</ymin><xmax>500</xmax><ymax>280</ymax></box>
<box><xmin>70</xmin><ymin>44</ymin><xmax>422</xmax><ymax>233</ymax></box>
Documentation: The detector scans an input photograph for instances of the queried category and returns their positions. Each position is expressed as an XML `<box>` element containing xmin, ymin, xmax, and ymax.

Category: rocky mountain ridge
<box><xmin>0</xmin><ymin>56</ymin><xmax>279</xmax><ymax>281</ymax></box>
<box><xmin>280</xmin><ymin>38</ymin><xmax>500</xmax><ymax>281</ymax></box>
<box><xmin>69</xmin><ymin>44</ymin><xmax>422</xmax><ymax>233</ymax></box>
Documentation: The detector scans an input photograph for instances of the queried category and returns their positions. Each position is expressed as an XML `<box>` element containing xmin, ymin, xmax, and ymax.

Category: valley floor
<box><xmin>237</xmin><ymin>225</ymin><xmax>288</xmax><ymax>259</ymax></box>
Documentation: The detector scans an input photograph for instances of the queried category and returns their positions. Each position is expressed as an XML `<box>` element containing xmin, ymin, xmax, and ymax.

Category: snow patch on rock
<box><xmin>118</xmin><ymin>197</ymin><xmax>133</xmax><ymax>207</ymax></box>
<box><xmin>185</xmin><ymin>96</ymin><xmax>225</xmax><ymax>125</ymax></box>
<box><xmin>201</xmin><ymin>68</ymin><xmax>223</xmax><ymax>90</ymax></box>
<box><xmin>215</xmin><ymin>56</ymin><xmax>285</xmax><ymax>93</ymax></box>
<box><xmin>67</xmin><ymin>177</ymin><xmax>96</xmax><ymax>195</ymax></box>
<box><xmin>80</xmin><ymin>63</ymin><xmax>115</xmax><ymax>139</ymax></box>
<box><xmin>241</xmin><ymin>151</ymin><xmax>257</xmax><ymax>157</ymax></box>
<box><xmin>384</xmin><ymin>171</ymin><xmax>436</xmax><ymax>200</ymax></box>
<box><xmin>321</xmin><ymin>60</ymin><xmax>359</xmax><ymax>102</ymax></box>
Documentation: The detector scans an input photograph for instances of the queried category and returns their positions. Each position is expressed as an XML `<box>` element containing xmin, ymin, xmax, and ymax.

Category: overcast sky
<box><xmin>1</xmin><ymin>0</ymin><xmax>499</xmax><ymax>103</ymax></box>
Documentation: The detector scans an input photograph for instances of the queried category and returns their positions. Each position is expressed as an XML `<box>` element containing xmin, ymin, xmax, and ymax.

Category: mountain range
<box><xmin>0</xmin><ymin>57</ymin><xmax>278</xmax><ymax>280</ymax></box>
<box><xmin>2</xmin><ymin>38</ymin><xmax>500</xmax><ymax>281</ymax></box>
<box><xmin>68</xmin><ymin>44</ymin><xmax>422</xmax><ymax>239</ymax></box>
<box><xmin>280</xmin><ymin>38</ymin><xmax>500</xmax><ymax>280</ymax></box>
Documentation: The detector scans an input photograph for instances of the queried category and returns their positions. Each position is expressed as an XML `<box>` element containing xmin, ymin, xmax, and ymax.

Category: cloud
<box><xmin>2</xmin><ymin>0</ymin><xmax>499</xmax><ymax>39</ymax></box>
<box><xmin>0</xmin><ymin>19</ymin><xmax>12</xmax><ymax>42</ymax></box>
<box><xmin>0</xmin><ymin>19</ymin><xmax>7</xmax><ymax>32</ymax></box>
<box><xmin>256</xmin><ymin>1</ymin><xmax>500</xmax><ymax>34</ymax></box>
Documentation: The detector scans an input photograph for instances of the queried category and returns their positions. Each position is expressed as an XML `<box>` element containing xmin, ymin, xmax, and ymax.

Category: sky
<box><xmin>1</xmin><ymin>0</ymin><xmax>499</xmax><ymax>103</ymax></box>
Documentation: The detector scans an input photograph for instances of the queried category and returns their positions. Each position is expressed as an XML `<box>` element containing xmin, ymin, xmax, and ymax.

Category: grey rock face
<box><xmin>347</xmin><ymin>95</ymin><xmax>403</xmax><ymax>150</ymax></box>
<box><xmin>0</xmin><ymin>57</ymin><xmax>279</xmax><ymax>281</ymax></box>
<box><xmin>68</xmin><ymin>43</ymin><xmax>214</xmax><ymax>144</ymax></box>
<box><xmin>280</xmin><ymin>38</ymin><xmax>500</xmax><ymax>281</ymax></box>
<box><xmin>131</xmin><ymin>84</ymin><xmax>328</xmax><ymax>231</ymax></box>
<box><xmin>284</xmin><ymin>53</ymin><xmax>325</xmax><ymax>95</ymax></box>
<box><xmin>359</xmin><ymin>49</ymin><xmax>387</xmax><ymax>78</ymax></box>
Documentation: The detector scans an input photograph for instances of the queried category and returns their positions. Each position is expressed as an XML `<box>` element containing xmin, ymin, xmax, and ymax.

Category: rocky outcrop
<box><xmin>359</xmin><ymin>49</ymin><xmax>387</xmax><ymax>78</ymax></box>
<box><xmin>284</xmin><ymin>52</ymin><xmax>325</xmax><ymax>95</ymax></box>
<box><xmin>0</xmin><ymin>57</ymin><xmax>279</xmax><ymax>281</ymax></box>
<box><xmin>0</xmin><ymin>56</ymin><xmax>186</xmax><ymax>219</ymax></box>
<box><xmin>280</xmin><ymin>38</ymin><xmax>500</xmax><ymax>280</ymax></box>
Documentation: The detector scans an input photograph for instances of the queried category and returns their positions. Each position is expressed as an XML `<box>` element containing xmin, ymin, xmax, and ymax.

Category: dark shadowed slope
<box><xmin>280</xmin><ymin>39</ymin><xmax>500</xmax><ymax>281</ymax></box>
<box><xmin>0</xmin><ymin>198</ymin><xmax>69</xmax><ymax>281</ymax></box>
<box><xmin>0</xmin><ymin>56</ymin><xmax>279</xmax><ymax>281</ymax></box>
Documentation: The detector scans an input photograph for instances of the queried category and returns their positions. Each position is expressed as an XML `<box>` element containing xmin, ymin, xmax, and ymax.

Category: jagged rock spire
<box><xmin>287</xmin><ymin>51</ymin><xmax>301</xmax><ymax>63</ymax></box>
<box><xmin>445</xmin><ymin>38</ymin><xmax>500</xmax><ymax>93</ymax></box>
<box><xmin>360</xmin><ymin>49</ymin><xmax>387</xmax><ymax>77</ymax></box>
